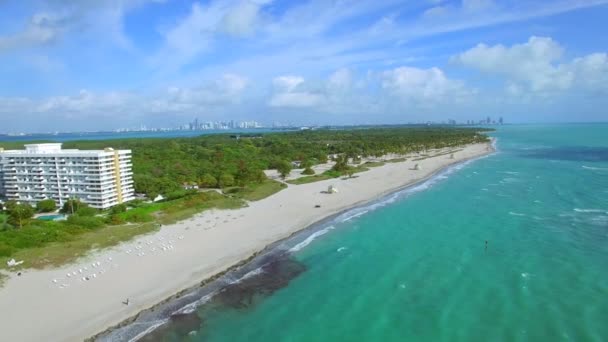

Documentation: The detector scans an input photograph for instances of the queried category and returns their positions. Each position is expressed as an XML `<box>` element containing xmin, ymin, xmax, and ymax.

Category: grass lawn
<box><xmin>223</xmin><ymin>179</ymin><xmax>287</xmax><ymax>201</ymax></box>
<box><xmin>0</xmin><ymin>222</ymin><xmax>159</xmax><ymax>269</ymax></box>
<box><xmin>386</xmin><ymin>157</ymin><xmax>407</xmax><ymax>163</ymax></box>
<box><xmin>0</xmin><ymin>191</ymin><xmax>248</xmax><ymax>271</ymax></box>
<box><xmin>287</xmin><ymin>173</ymin><xmax>336</xmax><ymax>185</ymax></box>
<box><xmin>157</xmin><ymin>191</ymin><xmax>245</xmax><ymax>225</ymax></box>
<box><xmin>361</xmin><ymin>161</ymin><xmax>386</xmax><ymax>167</ymax></box>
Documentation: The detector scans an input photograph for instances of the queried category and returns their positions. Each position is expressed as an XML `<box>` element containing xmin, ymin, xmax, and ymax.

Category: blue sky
<box><xmin>0</xmin><ymin>0</ymin><xmax>607</xmax><ymax>132</ymax></box>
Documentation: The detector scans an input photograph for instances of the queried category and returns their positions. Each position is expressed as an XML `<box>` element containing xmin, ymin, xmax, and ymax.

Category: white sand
<box><xmin>0</xmin><ymin>142</ymin><xmax>492</xmax><ymax>342</ymax></box>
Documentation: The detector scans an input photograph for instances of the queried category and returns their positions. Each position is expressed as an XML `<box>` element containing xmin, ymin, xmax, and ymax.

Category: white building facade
<box><xmin>0</xmin><ymin>143</ymin><xmax>134</xmax><ymax>209</ymax></box>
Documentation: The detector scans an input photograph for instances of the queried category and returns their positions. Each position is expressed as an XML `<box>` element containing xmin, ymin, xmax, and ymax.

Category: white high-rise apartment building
<box><xmin>0</xmin><ymin>143</ymin><xmax>134</xmax><ymax>210</ymax></box>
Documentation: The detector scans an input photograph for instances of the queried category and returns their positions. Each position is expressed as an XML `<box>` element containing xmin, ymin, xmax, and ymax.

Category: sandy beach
<box><xmin>0</xmin><ymin>142</ymin><xmax>493</xmax><ymax>342</ymax></box>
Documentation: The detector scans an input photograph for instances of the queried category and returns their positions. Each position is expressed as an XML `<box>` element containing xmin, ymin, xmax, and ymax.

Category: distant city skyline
<box><xmin>1</xmin><ymin>116</ymin><xmax>512</xmax><ymax>136</ymax></box>
<box><xmin>1</xmin><ymin>1</ymin><xmax>607</xmax><ymax>132</ymax></box>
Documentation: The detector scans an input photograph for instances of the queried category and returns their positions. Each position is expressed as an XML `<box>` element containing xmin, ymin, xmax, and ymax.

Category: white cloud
<box><xmin>328</xmin><ymin>68</ymin><xmax>353</xmax><ymax>90</ymax></box>
<box><xmin>269</xmin><ymin>75</ymin><xmax>322</xmax><ymax>108</ymax></box>
<box><xmin>154</xmin><ymin>2</ymin><xmax>223</xmax><ymax>67</ymax></box>
<box><xmin>153</xmin><ymin>0</ymin><xmax>272</xmax><ymax>69</ymax></box>
<box><xmin>452</xmin><ymin>36</ymin><xmax>608</xmax><ymax>94</ymax></box>
<box><xmin>268</xmin><ymin>92</ymin><xmax>324</xmax><ymax>108</ymax></box>
<box><xmin>380</xmin><ymin>66</ymin><xmax>473</xmax><ymax>103</ymax></box>
<box><xmin>268</xmin><ymin>66</ymin><xmax>472</xmax><ymax>112</ymax></box>
<box><xmin>462</xmin><ymin>0</ymin><xmax>494</xmax><ymax>12</ymax></box>
<box><xmin>0</xmin><ymin>12</ymin><xmax>66</xmax><ymax>52</ymax></box>
<box><xmin>35</xmin><ymin>90</ymin><xmax>136</xmax><ymax>117</ymax></box>
<box><xmin>272</xmin><ymin>75</ymin><xmax>305</xmax><ymax>92</ymax></box>
<box><xmin>219</xmin><ymin>1</ymin><xmax>263</xmax><ymax>37</ymax></box>
<box><xmin>569</xmin><ymin>53</ymin><xmax>608</xmax><ymax>92</ymax></box>
<box><xmin>0</xmin><ymin>73</ymin><xmax>250</xmax><ymax>131</ymax></box>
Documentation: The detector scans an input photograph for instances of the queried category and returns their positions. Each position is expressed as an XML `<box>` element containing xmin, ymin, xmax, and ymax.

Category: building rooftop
<box><xmin>0</xmin><ymin>143</ymin><xmax>130</xmax><ymax>156</ymax></box>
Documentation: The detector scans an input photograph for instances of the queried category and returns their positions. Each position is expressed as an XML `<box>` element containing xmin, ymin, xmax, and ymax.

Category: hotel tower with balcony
<box><xmin>0</xmin><ymin>143</ymin><xmax>134</xmax><ymax>209</ymax></box>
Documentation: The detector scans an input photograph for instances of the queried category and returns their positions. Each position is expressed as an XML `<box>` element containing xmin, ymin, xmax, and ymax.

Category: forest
<box><xmin>57</xmin><ymin>126</ymin><xmax>492</xmax><ymax>198</ymax></box>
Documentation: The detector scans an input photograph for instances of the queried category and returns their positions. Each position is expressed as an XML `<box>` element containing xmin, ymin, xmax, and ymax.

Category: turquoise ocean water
<box><xmin>114</xmin><ymin>124</ymin><xmax>608</xmax><ymax>342</ymax></box>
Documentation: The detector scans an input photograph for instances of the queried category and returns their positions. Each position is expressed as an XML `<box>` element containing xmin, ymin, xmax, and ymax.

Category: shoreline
<box><xmin>0</xmin><ymin>141</ymin><xmax>495</xmax><ymax>342</ymax></box>
<box><xmin>94</xmin><ymin>143</ymin><xmax>497</xmax><ymax>341</ymax></box>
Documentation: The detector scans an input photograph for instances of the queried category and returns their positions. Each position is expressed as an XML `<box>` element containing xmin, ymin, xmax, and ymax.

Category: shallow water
<box><xmin>134</xmin><ymin>124</ymin><xmax>608</xmax><ymax>341</ymax></box>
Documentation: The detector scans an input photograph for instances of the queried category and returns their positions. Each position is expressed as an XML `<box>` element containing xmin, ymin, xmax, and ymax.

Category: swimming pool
<box><xmin>37</xmin><ymin>214</ymin><xmax>66</xmax><ymax>221</ymax></box>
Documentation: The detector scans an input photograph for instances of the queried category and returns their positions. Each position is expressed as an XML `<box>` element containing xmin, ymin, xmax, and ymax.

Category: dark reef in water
<box><xmin>138</xmin><ymin>312</ymin><xmax>203</xmax><ymax>341</ymax></box>
<box><xmin>521</xmin><ymin>146</ymin><xmax>608</xmax><ymax>162</ymax></box>
<box><xmin>136</xmin><ymin>252</ymin><xmax>307</xmax><ymax>340</ymax></box>
<box><xmin>214</xmin><ymin>253</ymin><xmax>307</xmax><ymax>309</ymax></box>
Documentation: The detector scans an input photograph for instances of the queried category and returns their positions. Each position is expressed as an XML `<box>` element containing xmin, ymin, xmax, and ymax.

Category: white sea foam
<box><xmin>574</xmin><ymin>208</ymin><xmax>606</xmax><ymax>214</ymax></box>
<box><xmin>582</xmin><ymin>165</ymin><xmax>608</xmax><ymax>171</ymax></box>
<box><xmin>338</xmin><ymin>210</ymin><xmax>369</xmax><ymax>223</ymax></box>
<box><xmin>129</xmin><ymin>319</ymin><xmax>170</xmax><ymax>342</ymax></box>
<box><xmin>509</xmin><ymin>212</ymin><xmax>526</xmax><ymax>217</ymax></box>
<box><xmin>173</xmin><ymin>292</ymin><xmax>217</xmax><ymax>315</ymax></box>
<box><xmin>337</xmin><ymin>247</ymin><xmax>347</xmax><ymax>252</ymax></box>
<box><xmin>238</xmin><ymin>268</ymin><xmax>264</xmax><ymax>282</ymax></box>
<box><xmin>289</xmin><ymin>226</ymin><xmax>335</xmax><ymax>252</ymax></box>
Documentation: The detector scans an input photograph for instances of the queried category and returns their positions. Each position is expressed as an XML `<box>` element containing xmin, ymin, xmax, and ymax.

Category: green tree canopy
<box><xmin>109</xmin><ymin>203</ymin><xmax>127</xmax><ymax>215</ymax></box>
<box><xmin>302</xmin><ymin>166</ymin><xmax>315</xmax><ymax>175</ymax></box>
<box><xmin>199</xmin><ymin>174</ymin><xmax>218</xmax><ymax>188</ymax></box>
<box><xmin>219</xmin><ymin>174</ymin><xmax>235</xmax><ymax>188</ymax></box>
<box><xmin>36</xmin><ymin>199</ymin><xmax>57</xmax><ymax>213</ymax></box>
<box><xmin>8</xmin><ymin>204</ymin><xmax>34</xmax><ymax>229</ymax></box>
<box><xmin>61</xmin><ymin>199</ymin><xmax>86</xmax><ymax>214</ymax></box>
<box><xmin>276</xmin><ymin>160</ymin><xmax>292</xmax><ymax>179</ymax></box>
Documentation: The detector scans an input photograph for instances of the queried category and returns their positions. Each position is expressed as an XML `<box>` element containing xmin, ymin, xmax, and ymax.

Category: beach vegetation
<box><xmin>7</xmin><ymin>204</ymin><xmax>34</xmax><ymax>229</ymax></box>
<box><xmin>199</xmin><ymin>173</ymin><xmax>218</xmax><ymax>188</ymax></box>
<box><xmin>302</xmin><ymin>166</ymin><xmax>315</xmax><ymax>175</ymax></box>
<box><xmin>0</xmin><ymin>191</ymin><xmax>246</xmax><ymax>269</ymax></box>
<box><xmin>0</xmin><ymin>127</ymin><xmax>489</xmax><ymax>199</ymax></box>
<box><xmin>219</xmin><ymin>173</ymin><xmax>235</xmax><ymax>187</ymax></box>
<box><xmin>276</xmin><ymin>160</ymin><xmax>292</xmax><ymax>179</ymax></box>
<box><xmin>36</xmin><ymin>199</ymin><xmax>57</xmax><ymax>213</ymax></box>
<box><xmin>61</xmin><ymin>199</ymin><xmax>86</xmax><ymax>214</ymax></box>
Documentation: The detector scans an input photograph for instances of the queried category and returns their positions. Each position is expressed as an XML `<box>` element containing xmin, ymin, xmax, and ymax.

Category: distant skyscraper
<box><xmin>486</xmin><ymin>116</ymin><xmax>491</xmax><ymax>124</ymax></box>
<box><xmin>499</xmin><ymin>117</ymin><xmax>504</xmax><ymax>125</ymax></box>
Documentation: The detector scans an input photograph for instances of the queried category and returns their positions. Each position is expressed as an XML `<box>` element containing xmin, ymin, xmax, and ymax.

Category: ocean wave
<box><xmin>590</xmin><ymin>215</ymin><xmax>608</xmax><ymax>225</ymax></box>
<box><xmin>582</xmin><ymin>165</ymin><xmax>608</xmax><ymax>171</ymax></box>
<box><xmin>238</xmin><ymin>268</ymin><xmax>264</xmax><ymax>282</ymax></box>
<box><xmin>289</xmin><ymin>226</ymin><xmax>335</xmax><ymax>252</ymax></box>
<box><xmin>172</xmin><ymin>292</ymin><xmax>217</xmax><ymax>315</ymax></box>
<box><xmin>574</xmin><ymin>208</ymin><xmax>606</xmax><ymax>214</ymax></box>
<box><xmin>129</xmin><ymin>319</ymin><xmax>170</xmax><ymax>342</ymax></box>
<box><xmin>338</xmin><ymin>210</ymin><xmax>369</xmax><ymax>223</ymax></box>
<box><xmin>509</xmin><ymin>211</ymin><xmax>526</xmax><ymax>217</ymax></box>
